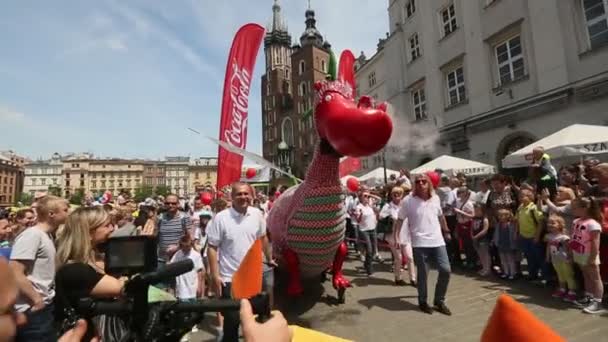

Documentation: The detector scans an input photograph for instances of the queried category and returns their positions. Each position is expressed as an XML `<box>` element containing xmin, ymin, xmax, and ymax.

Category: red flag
<box><xmin>217</xmin><ymin>24</ymin><xmax>265</xmax><ymax>190</ymax></box>
<box><xmin>338</xmin><ymin>50</ymin><xmax>356</xmax><ymax>95</ymax></box>
<box><xmin>339</xmin><ymin>157</ymin><xmax>361</xmax><ymax>178</ymax></box>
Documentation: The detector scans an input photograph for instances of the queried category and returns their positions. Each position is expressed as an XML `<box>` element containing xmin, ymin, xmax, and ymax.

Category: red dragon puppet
<box><xmin>267</xmin><ymin>50</ymin><xmax>393</xmax><ymax>302</ymax></box>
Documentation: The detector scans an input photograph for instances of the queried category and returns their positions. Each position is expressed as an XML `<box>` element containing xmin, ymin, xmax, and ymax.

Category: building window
<box><xmin>409</xmin><ymin>33</ymin><xmax>421</xmax><ymax>62</ymax></box>
<box><xmin>281</xmin><ymin>118</ymin><xmax>295</xmax><ymax>146</ymax></box>
<box><xmin>495</xmin><ymin>35</ymin><xmax>525</xmax><ymax>85</ymax></box>
<box><xmin>446</xmin><ymin>66</ymin><xmax>466</xmax><ymax>106</ymax></box>
<box><xmin>285</xmin><ymin>69</ymin><xmax>289</xmax><ymax>78</ymax></box>
<box><xmin>41</xmin><ymin>178</ymin><xmax>46</xmax><ymax>185</ymax></box>
<box><xmin>299</xmin><ymin>82</ymin><xmax>307</xmax><ymax>96</ymax></box>
<box><xmin>299</xmin><ymin>60</ymin><xmax>305</xmax><ymax>75</ymax></box>
<box><xmin>582</xmin><ymin>0</ymin><xmax>608</xmax><ymax>49</ymax></box>
<box><xmin>440</xmin><ymin>4</ymin><xmax>458</xmax><ymax>37</ymax></box>
<box><xmin>412</xmin><ymin>87</ymin><xmax>427</xmax><ymax>121</ymax></box>
<box><xmin>406</xmin><ymin>0</ymin><xmax>416</xmax><ymax>18</ymax></box>
<box><xmin>368</xmin><ymin>72</ymin><xmax>377</xmax><ymax>87</ymax></box>
<box><xmin>321</xmin><ymin>60</ymin><xmax>327</xmax><ymax>73</ymax></box>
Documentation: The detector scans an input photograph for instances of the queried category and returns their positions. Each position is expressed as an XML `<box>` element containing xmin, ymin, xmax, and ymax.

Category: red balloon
<box><xmin>245</xmin><ymin>168</ymin><xmax>257</xmax><ymax>179</ymax></box>
<box><xmin>200</xmin><ymin>192</ymin><xmax>213</xmax><ymax>205</ymax></box>
<box><xmin>346</xmin><ymin>177</ymin><xmax>360</xmax><ymax>192</ymax></box>
<box><xmin>425</xmin><ymin>171</ymin><xmax>440</xmax><ymax>189</ymax></box>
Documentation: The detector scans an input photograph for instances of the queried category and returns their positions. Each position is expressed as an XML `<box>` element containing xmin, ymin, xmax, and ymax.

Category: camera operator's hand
<box><xmin>240</xmin><ymin>299</ymin><xmax>292</xmax><ymax>342</ymax></box>
<box><xmin>0</xmin><ymin>258</ymin><xmax>26</xmax><ymax>342</ymax></box>
<box><xmin>58</xmin><ymin>319</ymin><xmax>99</xmax><ymax>342</ymax></box>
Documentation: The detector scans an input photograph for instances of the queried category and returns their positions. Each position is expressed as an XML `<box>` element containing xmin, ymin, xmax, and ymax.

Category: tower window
<box><xmin>299</xmin><ymin>60</ymin><xmax>306</xmax><ymax>75</ymax></box>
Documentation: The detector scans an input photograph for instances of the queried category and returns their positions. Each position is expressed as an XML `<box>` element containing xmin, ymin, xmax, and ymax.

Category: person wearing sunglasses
<box><xmin>157</xmin><ymin>194</ymin><xmax>193</xmax><ymax>290</ymax></box>
<box><xmin>393</xmin><ymin>174</ymin><xmax>452</xmax><ymax>316</ymax></box>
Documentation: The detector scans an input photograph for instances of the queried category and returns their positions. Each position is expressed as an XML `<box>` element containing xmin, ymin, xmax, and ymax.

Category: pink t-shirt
<box><xmin>570</xmin><ymin>218</ymin><xmax>601</xmax><ymax>256</ymax></box>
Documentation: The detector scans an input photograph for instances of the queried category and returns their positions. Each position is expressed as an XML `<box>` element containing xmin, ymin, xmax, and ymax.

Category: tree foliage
<box><xmin>48</xmin><ymin>186</ymin><xmax>62</xmax><ymax>197</ymax></box>
<box><xmin>69</xmin><ymin>189</ymin><xmax>85</xmax><ymax>205</ymax></box>
<box><xmin>154</xmin><ymin>185</ymin><xmax>170</xmax><ymax>198</ymax></box>
<box><xmin>18</xmin><ymin>192</ymin><xmax>34</xmax><ymax>206</ymax></box>
<box><xmin>134</xmin><ymin>186</ymin><xmax>154</xmax><ymax>203</ymax></box>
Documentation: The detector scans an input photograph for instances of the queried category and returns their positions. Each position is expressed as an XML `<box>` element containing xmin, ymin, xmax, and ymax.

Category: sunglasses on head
<box><xmin>415</xmin><ymin>179</ymin><xmax>428</xmax><ymax>184</ymax></box>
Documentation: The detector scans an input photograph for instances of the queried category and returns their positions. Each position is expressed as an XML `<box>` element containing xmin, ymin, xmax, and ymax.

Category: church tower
<box><xmin>290</xmin><ymin>3</ymin><xmax>332</xmax><ymax>177</ymax></box>
<box><xmin>261</xmin><ymin>0</ymin><xmax>294</xmax><ymax>170</ymax></box>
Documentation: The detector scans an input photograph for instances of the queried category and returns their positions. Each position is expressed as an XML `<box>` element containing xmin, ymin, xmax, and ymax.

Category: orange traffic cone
<box><xmin>481</xmin><ymin>295</ymin><xmax>565</xmax><ymax>342</ymax></box>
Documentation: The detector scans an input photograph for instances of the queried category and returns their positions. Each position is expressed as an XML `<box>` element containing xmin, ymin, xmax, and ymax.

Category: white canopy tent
<box><xmin>411</xmin><ymin>155</ymin><xmax>496</xmax><ymax>176</ymax></box>
<box><xmin>502</xmin><ymin>124</ymin><xmax>608</xmax><ymax>168</ymax></box>
<box><xmin>341</xmin><ymin>167</ymin><xmax>400</xmax><ymax>186</ymax></box>
<box><xmin>359</xmin><ymin>167</ymin><xmax>400</xmax><ymax>185</ymax></box>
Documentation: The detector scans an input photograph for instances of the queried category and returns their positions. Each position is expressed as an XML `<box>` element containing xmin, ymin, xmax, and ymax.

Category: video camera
<box><xmin>71</xmin><ymin>236</ymin><xmax>270</xmax><ymax>342</ymax></box>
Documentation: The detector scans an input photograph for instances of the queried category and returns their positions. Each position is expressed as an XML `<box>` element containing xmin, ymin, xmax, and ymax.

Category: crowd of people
<box><xmin>345</xmin><ymin>150</ymin><xmax>608</xmax><ymax>316</ymax></box>
<box><xmin>0</xmin><ymin>183</ymin><xmax>289</xmax><ymax>342</ymax></box>
<box><xmin>0</xmin><ymin>148</ymin><xmax>607</xmax><ymax>341</ymax></box>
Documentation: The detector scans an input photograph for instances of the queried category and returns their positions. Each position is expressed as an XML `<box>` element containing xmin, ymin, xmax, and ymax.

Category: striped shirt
<box><xmin>157</xmin><ymin>212</ymin><xmax>191</xmax><ymax>261</ymax></box>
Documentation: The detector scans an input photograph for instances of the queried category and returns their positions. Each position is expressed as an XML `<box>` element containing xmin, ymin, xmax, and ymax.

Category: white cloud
<box><xmin>105</xmin><ymin>37</ymin><xmax>127</xmax><ymax>51</ymax></box>
<box><xmin>0</xmin><ymin>106</ymin><xmax>26</xmax><ymax>122</ymax></box>
<box><xmin>108</xmin><ymin>1</ymin><xmax>219</xmax><ymax>79</ymax></box>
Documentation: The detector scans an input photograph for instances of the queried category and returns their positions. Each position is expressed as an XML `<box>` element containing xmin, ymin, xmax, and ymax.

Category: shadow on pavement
<box><xmin>358</xmin><ymin>295</ymin><xmax>419</xmax><ymax>311</ymax></box>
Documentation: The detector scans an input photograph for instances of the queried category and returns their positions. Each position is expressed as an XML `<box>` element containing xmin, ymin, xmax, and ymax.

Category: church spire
<box><xmin>264</xmin><ymin>0</ymin><xmax>292</xmax><ymax>48</ymax></box>
<box><xmin>272</xmin><ymin>0</ymin><xmax>284</xmax><ymax>32</ymax></box>
<box><xmin>300</xmin><ymin>1</ymin><xmax>324</xmax><ymax>47</ymax></box>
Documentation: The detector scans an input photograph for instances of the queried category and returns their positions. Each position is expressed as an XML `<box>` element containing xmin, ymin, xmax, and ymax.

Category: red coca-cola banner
<box><xmin>339</xmin><ymin>157</ymin><xmax>361</xmax><ymax>178</ymax></box>
<box><xmin>217</xmin><ymin>24</ymin><xmax>265</xmax><ymax>190</ymax></box>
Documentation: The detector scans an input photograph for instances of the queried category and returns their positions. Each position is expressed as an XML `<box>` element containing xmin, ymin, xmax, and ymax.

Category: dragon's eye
<box><xmin>325</xmin><ymin>95</ymin><xmax>332</xmax><ymax>102</ymax></box>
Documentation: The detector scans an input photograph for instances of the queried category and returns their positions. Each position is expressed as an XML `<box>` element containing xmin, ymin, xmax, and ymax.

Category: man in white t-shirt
<box><xmin>393</xmin><ymin>174</ymin><xmax>452</xmax><ymax>316</ymax></box>
<box><xmin>207</xmin><ymin>182</ymin><xmax>275</xmax><ymax>342</ymax></box>
<box><xmin>10</xmin><ymin>196</ymin><xmax>69</xmax><ymax>342</ymax></box>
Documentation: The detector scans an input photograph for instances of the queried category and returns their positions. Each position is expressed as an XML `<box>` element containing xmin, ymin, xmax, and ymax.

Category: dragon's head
<box><xmin>313</xmin><ymin>79</ymin><xmax>393</xmax><ymax>158</ymax></box>
<box><xmin>312</xmin><ymin>51</ymin><xmax>393</xmax><ymax>158</ymax></box>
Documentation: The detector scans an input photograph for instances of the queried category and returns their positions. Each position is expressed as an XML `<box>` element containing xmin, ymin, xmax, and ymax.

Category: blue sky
<box><xmin>0</xmin><ymin>0</ymin><xmax>386</xmax><ymax>160</ymax></box>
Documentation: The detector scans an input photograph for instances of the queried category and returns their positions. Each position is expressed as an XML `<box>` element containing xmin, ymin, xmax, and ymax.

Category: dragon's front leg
<box><xmin>283</xmin><ymin>248</ymin><xmax>304</xmax><ymax>297</ymax></box>
<box><xmin>332</xmin><ymin>241</ymin><xmax>351</xmax><ymax>303</ymax></box>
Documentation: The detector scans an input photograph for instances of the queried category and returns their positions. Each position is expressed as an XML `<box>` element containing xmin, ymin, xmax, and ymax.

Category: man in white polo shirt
<box><xmin>207</xmin><ymin>182</ymin><xmax>275</xmax><ymax>342</ymax></box>
<box><xmin>393</xmin><ymin>173</ymin><xmax>452</xmax><ymax>316</ymax></box>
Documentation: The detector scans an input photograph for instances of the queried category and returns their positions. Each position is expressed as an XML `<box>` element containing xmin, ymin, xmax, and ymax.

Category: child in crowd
<box><xmin>545</xmin><ymin>215</ymin><xmax>577</xmax><ymax>302</ymax></box>
<box><xmin>570</xmin><ymin>198</ymin><xmax>605</xmax><ymax>314</ymax></box>
<box><xmin>493</xmin><ymin>209</ymin><xmax>518</xmax><ymax>280</ymax></box>
<box><xmin>171</xmin><ymin>234</ymin><xmax>205</xmax><ymax>341</ymax></box>
<box><xmin>516</xmin><ymin>189</ymin><xmax>544</xmax><ymax>280</ymax></box>
<box><xmin>471</xmin><ymin>204</ymin><xmax>491</xmax><ymax>276</ymax></box>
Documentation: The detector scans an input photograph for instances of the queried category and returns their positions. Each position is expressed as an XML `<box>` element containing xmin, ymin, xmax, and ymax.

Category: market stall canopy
<box><xmin>360</xmin><ymin>167</ymin><xmax>400</xmax><ymax>186</ymax></box>
<box><xmin>411</xmin><ymin>155</ymin><xmax>495</xmax><ymax>176</ymax></box>
<box><xmin>502</xmin><ymin>124</ymin><xmax>608</xmax><ymax>168</ymax></box>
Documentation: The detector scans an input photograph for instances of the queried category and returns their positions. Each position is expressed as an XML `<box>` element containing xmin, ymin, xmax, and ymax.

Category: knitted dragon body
<box><xmin>268</xmin><ymin>50</ymin><xmax>393</xmax><ymax>303</ymax></box>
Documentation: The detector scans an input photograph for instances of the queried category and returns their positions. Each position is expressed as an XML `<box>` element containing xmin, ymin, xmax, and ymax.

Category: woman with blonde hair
<box><xmin>55</xmin><ymin>207</ymin><xmax>127</xmax><ymax>341</ymax></box>
<box><xmin>380</xmin><ymin>185</ymin><xmax>416</xmax><ymax>286</ymax></box>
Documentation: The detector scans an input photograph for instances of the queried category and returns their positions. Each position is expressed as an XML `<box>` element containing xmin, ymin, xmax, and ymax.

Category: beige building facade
<box><xmin>382</xmin><ymin>0</ymin><xmax>608</xmax><ymax>171</ymax></box>
<box><xmin>164</xmin><ymin>157</ymin><xmax>190</xmax><ymax>197</ymax></box>
<box><xmin>24</xmin><ymin>153</ymin><xmax>63</xmax><ymax>195</ymax></box>
<box><xmin>188</xmin><ymin>157</ymin><xmax>218</xmax><ymax>194</ymax></box>
<box><xmin>63</xmin><ymin>158</ymin><xmax>143</xmax><ymax>197</ymax></box>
